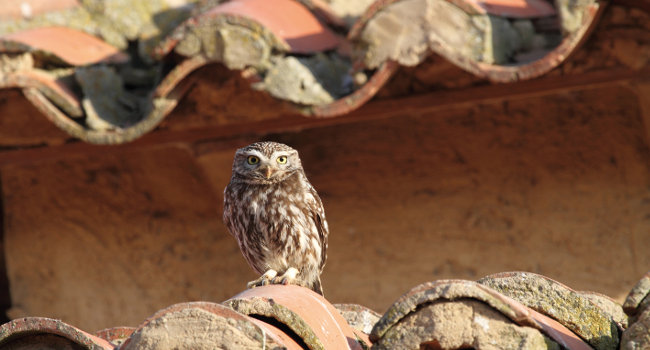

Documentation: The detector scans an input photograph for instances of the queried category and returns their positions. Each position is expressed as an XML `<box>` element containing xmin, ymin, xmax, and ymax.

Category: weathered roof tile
<box><xmin>0</xmin><ymin>0</ymin><xmax>638</xmax><ymax>145</ymax></box>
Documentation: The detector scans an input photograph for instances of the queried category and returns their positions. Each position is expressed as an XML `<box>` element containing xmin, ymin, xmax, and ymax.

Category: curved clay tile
<box><xmin>224</xmin><ymin>284</ymin><xmax>370</xmax><ymax>350</ymax></box>
<box><xmin>478</xmin><ymin>271</ymin><xmax>620</xmax><ymax>350</ymax></box>
<box><xmin>0</xmin><ymin>26</ymin><xmax>128</xmax><ymax>66</ymax></box>
<box><xmin>370</xmin><ymin>279</ymin><xmax>593</xmax><ymax>350</ymax></box>
<box><xmin>0</xmin><ymin>317</ymin><xmax>114</xmax><ymax>349</ymax></box>
<box><xmin>0</xmin><ymin>0</ymin><xmax>613</xmax><ymax>144</ymax></box>
<box><xmin>0</xmin><ymin>68</ymin><xmax>83</xmax><ymax>117</ymax></box>
<box><xmin>119</xmin><ymin>301</ymin><xmax>301</xmax><ymax>350</ymax></box>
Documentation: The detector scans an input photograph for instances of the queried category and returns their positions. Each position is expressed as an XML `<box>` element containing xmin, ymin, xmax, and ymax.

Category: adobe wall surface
<box><xmin>1</xmin><ymin>83</ymin><xmax>649</xmax><ymax>331</ymax></box>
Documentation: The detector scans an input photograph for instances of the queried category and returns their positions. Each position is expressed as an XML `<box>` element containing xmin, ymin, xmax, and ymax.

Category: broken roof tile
<box><xmin>0</xmin><ymin>26</ymin><xmax>129</xmax><ymax>66</ymax></box>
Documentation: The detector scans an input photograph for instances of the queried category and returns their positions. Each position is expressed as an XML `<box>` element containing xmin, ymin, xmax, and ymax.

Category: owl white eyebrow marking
<box><xmin>270</xmin><ymin>151</ymin><xmax>289</xmax><ymax>159</ymax></box>
<box><xmin>244</xmin><ymin>149</ymin><xmax>265</xmax><ymax>158</ymax></box>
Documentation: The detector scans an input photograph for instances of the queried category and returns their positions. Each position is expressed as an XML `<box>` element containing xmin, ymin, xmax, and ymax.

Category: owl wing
<box><xmin>222</xmin><ymin>185</ymin><xmax>236</xmax><ymax>237</ymax></box>
<box><xmin>307</xmin><ymin>185</ymin><xmax>329</xmax><ymax>272</ymax></box>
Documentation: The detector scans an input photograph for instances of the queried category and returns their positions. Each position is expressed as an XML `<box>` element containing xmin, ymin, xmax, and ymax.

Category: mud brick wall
<box><xmin>1</xmin><ymin>81</ymin><xmax>649</xmax><ymax>331</ymax></box>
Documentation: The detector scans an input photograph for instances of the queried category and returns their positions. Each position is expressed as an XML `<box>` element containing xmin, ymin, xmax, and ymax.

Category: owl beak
<box><xmin>262</xmin><ymin>166</ymin><xmax>274</xmax><ymax>179</ymax></box>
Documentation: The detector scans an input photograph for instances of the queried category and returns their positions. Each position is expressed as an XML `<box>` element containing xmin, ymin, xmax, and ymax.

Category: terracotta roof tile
<box><xmin>225</xmin><ymin>285</ymin><xmax>369</xmax><ymax>349</ymax></box>
<box><xmin>206</xmin><ymin>0</ymin><xmax>341</xmax><ymax>53</ymax></box>
<box><xmin>465</xmin><ymin>0</ymin><xmax>557</xmax><ymax>17</ymax></box>
<box><xmin>1</xmin><ymin>271</ymin><xmax>649</xmax><ymax>348</ymax></box>
<box><xmin>0</xmin><ymin>26</ymin><xmax>129</xmax><ymax>66</ymax></box>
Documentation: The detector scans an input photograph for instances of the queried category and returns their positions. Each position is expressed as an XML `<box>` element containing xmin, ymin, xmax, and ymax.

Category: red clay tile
<box><xmin>206</xmin><ymin>0</ymin><xmax>340</xmax><ymax>53</ymax></box>
<box><xmin>0</xmin><ymin>27</ymin><xmax>128</xmax><ymax>66</ymax></box>
<box><xmin>226</xmin><ymin>284</ymin><xmax>369</xmax><ymax>349</ymax></box>
<box><xmin>464</xmin><ymin>0</ymin><xmax>556</xmax><ymax>18</ymax></box>
<box><xmin>0</xmin><ymin>317</ymin><xmax>114</xmax><ymax>349</ymax></box>
<box><xmin>0</xmin><ymin>0</ymin><xmax>79</xmax><ymax>19</ymax></box>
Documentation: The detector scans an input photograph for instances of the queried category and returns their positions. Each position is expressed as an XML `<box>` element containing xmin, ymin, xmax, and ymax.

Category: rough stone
<box><xmin>580</xmin><ymin>291</ymin><xmax>628</xmax><ymax>329</ymax></box>
<box><xmin>334</xmin><ymin>303</ymin><xmax>381</xmax><ymax>335</ymax></box>
<box><xmin>75</xmin><ymin>65</ymin><xmax>150</xmax><ymax>130</ymax></box>
<box><xmin>175</xmin><ymin>20</ymin><xmax>274</xmax><ymax>70</ymax></box>
<box><xmin>358</xmin><ymin>0</ymin><xmax>488</xmax><ymax>68</ymax></box>
<box><xmin>623</xmin><ymin>272</ymin><xmax>650</xmax><ymax>318</ymax></box>
<box><xmin>0</xmin><ymin>53</ymin><xmax>33</xmax><ymax>75</ymax></box>
<box><xmin>356</xmin><ymin>0</ymin><xmax>567</xmax><ymax>68</ymax></box>
<box><xmin>374</xmin><ymin>299</ymin><xmax>560</xmax><ymax>350</ymax></box>
<box><xmin>621</xmin><ymin>307</ymin><xmax>650</xmax><ymax>350</ymax></box>
<box><xmin>255</xmin><ymin>54</ymin><xmax>351</xmax><ymax>106</ymax></box>
<box><xmin>555</xmin><ymin>0</ymin><xmax>598</xmax><ymax>34</ymax></box>
<box><xmin>317</xmin><ymin>0</ymin><xmax>376</xmax><ymax>28</ymax></box>
<box><xmin>478</xmin><ymin>272</ymin><xmax>619</xmax><ymax>350</ymax></box>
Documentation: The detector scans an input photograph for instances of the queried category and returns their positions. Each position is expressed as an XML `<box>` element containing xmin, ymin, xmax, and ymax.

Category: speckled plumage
<box><xmin>223</xmin><ymin>141</ymin><xmax>329</xmax><ymax>295</ymax></box>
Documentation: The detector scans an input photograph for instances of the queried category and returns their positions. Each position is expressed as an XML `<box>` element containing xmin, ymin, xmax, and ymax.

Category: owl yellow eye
<box><xmin>277</xmin><ymin>156</ymin><xmax>287</xmax><ymax>164</ymax></box>
<box><xmin>247</xmin><ymin>156</ymin><xmax>260</xmax><ymax>165</ymax></box>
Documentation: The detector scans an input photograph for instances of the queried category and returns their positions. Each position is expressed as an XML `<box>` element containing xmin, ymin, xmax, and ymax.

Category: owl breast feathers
<box><xmin>223</xmin><ymin>141</ymin><xmax>329</xmax><ymax>295</ymax></box>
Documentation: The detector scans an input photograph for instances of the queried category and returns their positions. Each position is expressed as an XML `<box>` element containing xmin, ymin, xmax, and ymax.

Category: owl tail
<box><xmin>311</xmin><ymin>276</ymin><xmax>324</xmax><ymax>296</ymax></box>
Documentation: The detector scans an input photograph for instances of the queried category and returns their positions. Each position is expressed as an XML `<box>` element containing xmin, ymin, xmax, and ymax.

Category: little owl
<box><xmin>223</xmin><ymin>141</ymin><xmax>329</xmax><ymax>295</ymax></box>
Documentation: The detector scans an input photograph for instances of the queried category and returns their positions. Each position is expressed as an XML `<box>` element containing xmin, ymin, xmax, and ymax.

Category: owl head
<box><xmin>231</xmin><ymin>141</ymin><xmax>303</xmax><ymax>184</ymax></box>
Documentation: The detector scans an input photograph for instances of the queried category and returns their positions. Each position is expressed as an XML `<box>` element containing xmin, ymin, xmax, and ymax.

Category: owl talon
<box><xmin>247</xmin><ymin>269</ymin><xmax>277</xmax><ymax>289</ymax></box>
<box><xmin>272</xmin><ymin>267</ymin><xmax>299</xmax><ymax>286</ymax></box>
